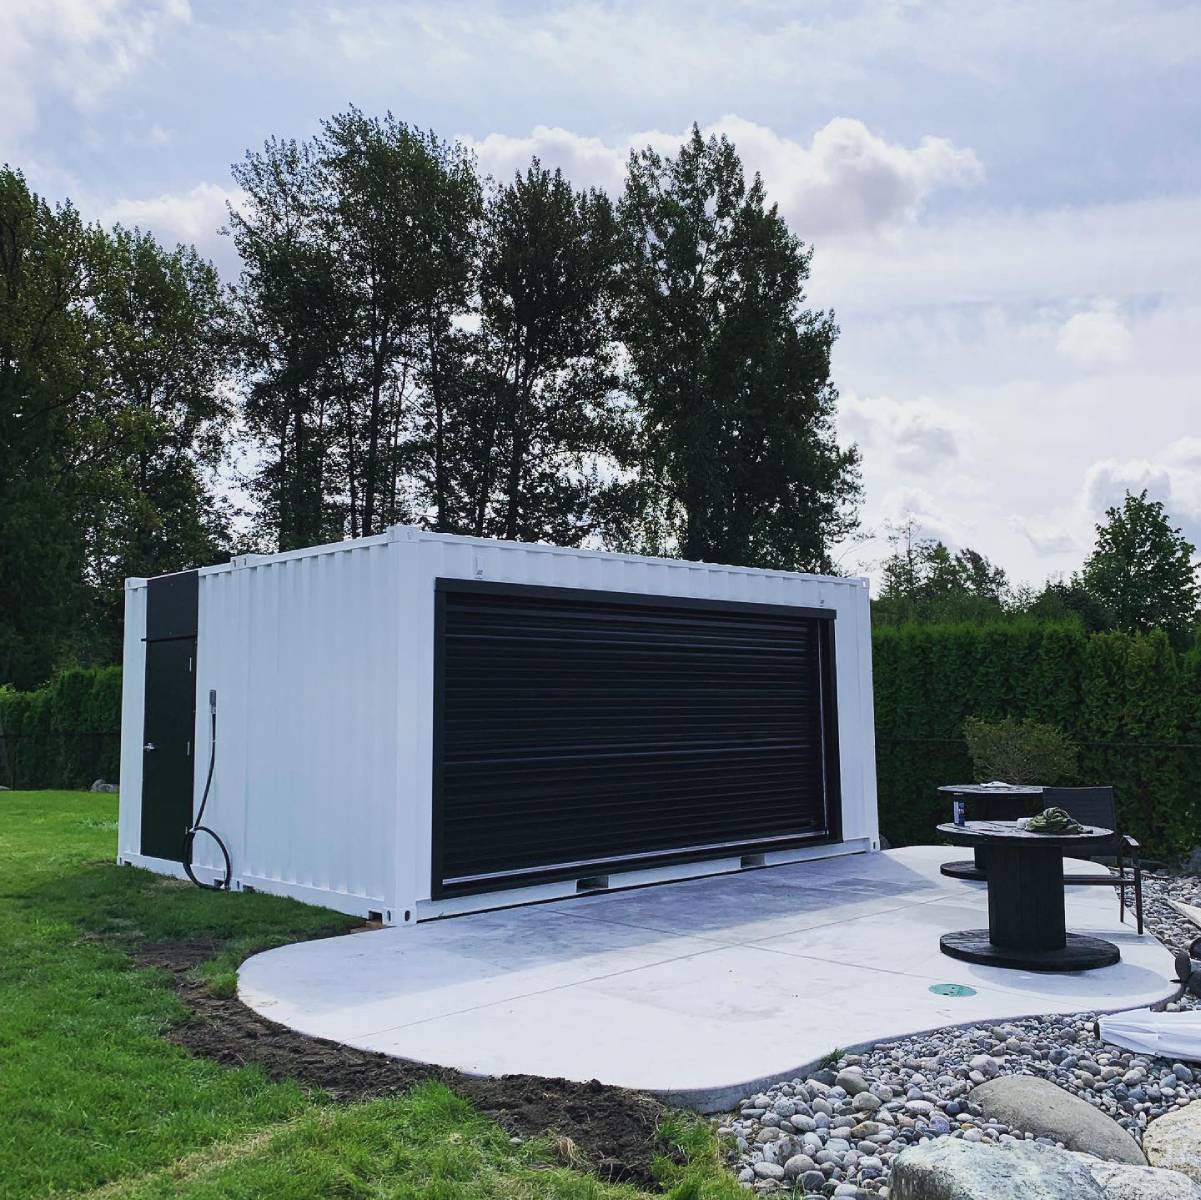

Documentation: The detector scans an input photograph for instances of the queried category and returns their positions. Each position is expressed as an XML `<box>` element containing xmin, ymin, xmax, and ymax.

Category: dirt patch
<box><xmin>132</xmin><ymin>939</ymin><xmax>666</xmax><ymax>1186</ymax></box>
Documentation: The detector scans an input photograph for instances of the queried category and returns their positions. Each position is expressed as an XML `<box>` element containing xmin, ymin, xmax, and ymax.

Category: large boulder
<box><xmin>1082</xmin><ymin>1155</ymin><xmax>1201</xmax><ymax>1199</ymax></box>
<box><xmin>890</xmin><ymin>1138</ymin><xmax>1104</xmax><ymax>1199</ymax></box>
<box><xmin>890</xmin><ymin>1138</ymin><xmax>1201</xmax><ymax>1200</ymax></box>
<box><xmin>971</xmin><ymin>1074</ymin><xmax>1146</xmax><ymax>1165</ymax></box>
<box><xmin>1145</xmin><ymin>1099</ymin><xmax>1201</xmax><ymax>1183</ymax></box>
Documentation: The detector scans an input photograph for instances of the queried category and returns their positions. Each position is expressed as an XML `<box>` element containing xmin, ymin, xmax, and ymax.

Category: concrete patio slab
<box><xmin>238</xmin><ymin>846</ymin><xmax>1177</xmax><ymax>1111</ymax></box>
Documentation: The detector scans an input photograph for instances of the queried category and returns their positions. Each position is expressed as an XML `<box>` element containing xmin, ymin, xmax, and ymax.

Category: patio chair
<box><xmin>1041</xmin><ymin>786</ymin><xmax>1143</xmax><ymax>935</ymax></box>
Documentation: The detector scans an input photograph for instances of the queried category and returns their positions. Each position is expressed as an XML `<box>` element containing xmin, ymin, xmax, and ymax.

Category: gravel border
<box><xmin>721</xmin><ymin>872</ymin><xmax>1201</xmax><ymax>1199</ymax></box>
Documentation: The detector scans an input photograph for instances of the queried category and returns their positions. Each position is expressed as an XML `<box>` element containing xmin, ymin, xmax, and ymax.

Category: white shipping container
<box><xmin>118</xmin><ymin>526</ymin><xmax>879</xmax><ymax>924</ymax></box>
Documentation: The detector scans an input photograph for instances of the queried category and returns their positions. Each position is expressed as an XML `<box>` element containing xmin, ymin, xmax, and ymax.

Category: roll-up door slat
<box><xmin>432</xmin><ymin>581</ymin><xmax>840</xmax><ymax>896</ymax></box>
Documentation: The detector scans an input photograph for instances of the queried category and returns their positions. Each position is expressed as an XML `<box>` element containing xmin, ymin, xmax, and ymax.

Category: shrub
<box><xmin>0</xmin><ymin>667</ymin><xmax>122</xmax><ymax>789</ymax></box>
<box><xmin>962</xmin><ymin>715</ymin><xmax>1078</xmax><ymax>785</ymax></box>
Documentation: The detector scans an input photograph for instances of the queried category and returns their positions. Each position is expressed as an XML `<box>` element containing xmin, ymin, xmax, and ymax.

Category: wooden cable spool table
<box><xmin>937</xmin><ymin>784</ymin><xmax>1044</xmax><ymax>880</ymax></box>
<box><xmin>936</xmin><ymin>820</ymin><xmax>1121</xmax><ymax>971</ymax></box>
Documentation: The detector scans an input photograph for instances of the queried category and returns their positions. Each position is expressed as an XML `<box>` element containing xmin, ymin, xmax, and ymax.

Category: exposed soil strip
<box><xmin>133</xmin><ymin>939</ymin><xmax>666</xmax><ymax>1187</ymax></box>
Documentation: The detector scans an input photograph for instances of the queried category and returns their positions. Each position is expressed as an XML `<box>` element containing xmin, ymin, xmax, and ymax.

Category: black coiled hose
<box><xmin>182</xmin><ymin>691</ymin><xmax>232</xmax><ymax>890</ymax></box>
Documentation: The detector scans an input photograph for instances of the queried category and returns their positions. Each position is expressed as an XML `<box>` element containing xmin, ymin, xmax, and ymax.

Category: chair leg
<box><xmin>1117</xmin><ymin>843</ymin><xmax>1126</xmax><ymax>924</ymax></box>
<box><xmin>1134</xmin><ymin>866</ymin><xmax>1144</xmax><ymax>936</ymax></box>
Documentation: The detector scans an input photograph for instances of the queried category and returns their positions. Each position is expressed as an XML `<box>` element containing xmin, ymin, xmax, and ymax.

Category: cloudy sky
<box><xmin>5</xmin><ymin>0</ymin><xmax>1200</xmax><ymax>585</ymax></box>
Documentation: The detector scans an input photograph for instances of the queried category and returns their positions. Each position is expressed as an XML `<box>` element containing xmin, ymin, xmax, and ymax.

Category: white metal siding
<box><xmin>118</xmin><ymin>525</ymin><xmax>878</xmax><ymax>923</ymax></box>
<box><xmin>190</xmin><ymin>539</ymin><xmax>400</xmax><ymax>912</ymax></box>
<box><xmin>117</xmin><ymin>581</ymin><xmax>148</xmax><ymax>859</ymax></box>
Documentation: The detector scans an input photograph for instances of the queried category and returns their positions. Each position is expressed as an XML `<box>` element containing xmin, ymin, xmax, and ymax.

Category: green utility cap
<box><xmin>930</xmin><ymin>983</ymin><xmax>977</xmax><ymax>997</ymax></box>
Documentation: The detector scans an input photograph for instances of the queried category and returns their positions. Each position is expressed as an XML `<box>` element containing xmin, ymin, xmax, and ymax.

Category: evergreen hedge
<box><xmin>3</xmin><ymin>624</ymin><xmax>1200</xmax><ymax>859</ymax></box>
<box><xmin>874</xmin><ymin>623</ymin><xmax>1201</xmax><ymax>859</ymax></box>
<box><xmin>0</xmin><ymin>667</ymin><xmax>122</xmax><ymax>789</ymax></box>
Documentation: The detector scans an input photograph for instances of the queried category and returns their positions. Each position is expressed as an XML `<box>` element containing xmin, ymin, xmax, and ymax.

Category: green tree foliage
<box><xmin>1019</xmin><ymin>577</ymin><xmax>1114</xmax><ymax>633</ymax></box>
<box><xmin>229</xmin><ymin>118</ymin><xmax>638</xmax><ymax>552</ymax></box>
<box><xmin>0</xmin><ymin>169</ymin><xmax>96</xmax><ymax>687</ymax></box>
<box><xmin>615</xmin><ymin>126</ymin><xmax>861</xmax><ymax>570</ymax></box>
<box><xmin>321</xmin><ymin>110</ymin><xmax>483</xmax><ymax>537</ymax></box>
<box><xmin>873</xmin><ymin>520</ymin><xmax>1010</xmax><ymax>626</ymax></box>
<box><xmin>229</xmin><ymin>137</ymin><xmax>353</xmax><ymax>550</ymax></box>
<box><xmin>84</xmin><ymin>227</ymin><xmax>232</xmax><ymax>659</ymax></box>
<box><xmin>1080</xmin><ymin>490</ymin><xmax>1199</xmax><ymax>645</ymax></box>
<box><xmin>0</xmin><ymin>167</ymin><xmax>232</xmax><ymax>686</ymax></box>
<box><xmin>465</xmin><ymin>163</ymin><xmax>624</xmax><ymax>544</ymax></box>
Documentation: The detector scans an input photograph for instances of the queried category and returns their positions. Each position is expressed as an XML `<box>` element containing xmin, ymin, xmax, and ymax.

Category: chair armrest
<box><xmin>1122</xmin><ymin>834</ymin><xmax>1140</xmax><ymax>850</ymax></box>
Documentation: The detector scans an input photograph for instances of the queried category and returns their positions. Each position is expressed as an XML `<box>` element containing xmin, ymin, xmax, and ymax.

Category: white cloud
<box><xmin>1057</xmin><ymin>303</ymin><xmax>1132</xmax><ymax>369</ymax></box>
<box><xmin>1081</xmin><ymin>459</ymin><xmax>1173</xmax><ymax>516</ymax></box>
<box><xmin>813</xmin><ymin>197</ymin><xmax>1201</xmax><ymax>317</ymax></box>
<box><xmin>467</xmin><ymin>126</ymin><xmax>627</xmax><ymax>193</ymax></box>
<box><xmin>0</xmin><ymin>0</ymin><xmax>189</xmax><ymax>149</ymax></box>
<box><xmin>1011</xmin><ymin>516</ymin><xmax>1080</xmax><ymax>557</ymax></box>
<box><xmin>1166</xmin><ymin>437</ymin><xmax>1201</xmax><ymax>469</ymax></box>
<box><xmin>100</xmin><ymin>181</ymin><xmax>243</xmax><ymax>271</ymax></box>
<box><xmin>839</xmin><ymin>393</ymin><xmax>964</xmax><ymax>470</ymax></box>
<box><xmin>710</xmin><ymin>116</ymin><xmax>983</xmax><ymax>238</ymax></box>
<box><xmin>464</xmin><ymin>116</ymin><xmax>981</xmax><ymax>240</ymax></box>
<box><xmin>1078</xmin><ymin>456</ymin><xmax>1201</xmax><ymax>547</ymax></box>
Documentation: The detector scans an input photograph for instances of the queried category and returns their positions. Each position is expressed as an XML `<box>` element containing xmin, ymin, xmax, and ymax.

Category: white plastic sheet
<box><xmin>1098</xmin><ymin>1008</ymin><xmax>1201</xmax><ymax>1061</ymax></box>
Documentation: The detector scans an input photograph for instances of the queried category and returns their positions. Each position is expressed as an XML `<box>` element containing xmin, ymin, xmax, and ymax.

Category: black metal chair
<box><xmin>1042</xmin><ymin>786</ymin><xmax>1143</xmax><ymax>935</ymax></box>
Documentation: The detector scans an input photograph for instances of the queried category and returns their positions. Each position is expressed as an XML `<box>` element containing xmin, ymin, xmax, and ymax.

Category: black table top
<box><xmin>937</xmin><ymin>783</ymin><xmax>1046</xmax><ymax>796</ymax></box>
<box><xmin>937</xmin><ymin>819</ymin><xmax>1114</xmax><ymax>850</ymax></box>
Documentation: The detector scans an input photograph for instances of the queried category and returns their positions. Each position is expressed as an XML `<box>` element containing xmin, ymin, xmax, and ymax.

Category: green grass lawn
<box><xmin>0</xmin><ymin>791</ymin><xmax>737</xmax><ymax>1200</ymax></box>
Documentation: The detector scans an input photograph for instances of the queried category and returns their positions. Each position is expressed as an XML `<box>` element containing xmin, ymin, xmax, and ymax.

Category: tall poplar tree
<box><xmin>462</xmin><ymin>164</ymin><xmax>624</xmax><ymax>544</ymax></box>
<box><xmin>229</xmin><ymin>137</ymin><xmax>351</xmax><ymax>549</ymax></box>
<box><xmin>616</xmin><ymin>127</ymin><xmax>860</xmax><ymax>571</ymax></box>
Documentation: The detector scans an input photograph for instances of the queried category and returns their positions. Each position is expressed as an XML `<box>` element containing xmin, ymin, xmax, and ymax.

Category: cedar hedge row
<box><xmin>0</xmin><ymin>667</ymin><xmax>122</xmax><ymax>789</ymax></box>
<box><xmin>874</xmin><ymin>623</ymin><xmax>1201</xmax><ymax>859</ymax></box>
<box><xmin>3</xmin><ymin>624</ymin><xmax>1200</xmax><ymax>858</ymax></box>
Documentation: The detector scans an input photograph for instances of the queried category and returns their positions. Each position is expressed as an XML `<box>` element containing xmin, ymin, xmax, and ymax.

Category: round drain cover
<box><xmin>930</xmin><ymin>983</ymin><xmax>977</xmax><ymax>997</ymax></box>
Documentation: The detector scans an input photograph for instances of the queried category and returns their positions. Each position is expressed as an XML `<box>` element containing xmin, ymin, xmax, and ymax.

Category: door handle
<box><xmin>144</xmin><ymin>742</ymin><xmax>156</xmax><ymax>751</ymax></box>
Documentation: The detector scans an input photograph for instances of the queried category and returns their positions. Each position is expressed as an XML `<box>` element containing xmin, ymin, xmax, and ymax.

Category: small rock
<box><xmin>783</xmin><ymin>1155</ymin><xmax>816</xmax><ymax>1179</ymax></box>
<box><xmin>837</xmin><ymin>1069</ymin><xmax>870</xmax><ymax>1096</ymax></box>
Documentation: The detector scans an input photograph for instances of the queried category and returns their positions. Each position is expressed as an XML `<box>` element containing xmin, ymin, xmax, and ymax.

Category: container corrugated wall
<box><xmin>119</xmin><ymin>525</ymin><xmax>877</xmax><ymax>923</ymax></box>
<box><xmin>191</xmin><ymin>536</ymin><xmax>400</xmax><ymax>913</ymax></box>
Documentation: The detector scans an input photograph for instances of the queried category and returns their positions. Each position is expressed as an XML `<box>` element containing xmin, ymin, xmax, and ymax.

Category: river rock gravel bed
<box><xmin>722</xmin><ymin>871</ymin><xmax>1201</xmax><ymax>1198</ymax></box>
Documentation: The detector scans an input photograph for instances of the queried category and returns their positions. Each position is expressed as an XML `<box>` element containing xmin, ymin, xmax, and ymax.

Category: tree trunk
<box><xmin>426</xmin><ymin>314</ymin><xmax>449</xmax><ymax>531</ymax></box>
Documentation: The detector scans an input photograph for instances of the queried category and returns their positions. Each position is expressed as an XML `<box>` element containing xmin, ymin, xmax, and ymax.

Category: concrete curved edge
<box><xmin>238</xmin><ymin>846</ymin><xmax>1180</xmax><ymax>1114</ymax></box>
<box><xmin>657</xmin><ymin>994</ymin><xmax>1185</xmax><ymax>1113</ymax></box>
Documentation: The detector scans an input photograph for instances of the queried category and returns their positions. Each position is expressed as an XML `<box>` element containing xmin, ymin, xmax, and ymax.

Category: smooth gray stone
<box><xmin>971</xmin><ymin>1075</ymin><xmax>1146</xmax><ymax>1165</ymax></box>
<box><xmin>890</xmin><ymin>1138</ymin><xmax>1105</xmax><ymax>1199</ymax></box>
<box><xmin>1074</xmin><ymin>1153</ymin><xmax>1201</xmax><ymax>1199</ymax></box>
<box><xmin>1144</xmin><ymin>1099</ymin><xmax>1201</xmax><ymax>1183</ymax></box>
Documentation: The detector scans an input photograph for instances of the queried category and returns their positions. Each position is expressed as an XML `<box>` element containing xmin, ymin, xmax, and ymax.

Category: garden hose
<box><xmin>182</xmin><ymin>689</ymin><xmax>232</xmax><ymax>890</ymax></box>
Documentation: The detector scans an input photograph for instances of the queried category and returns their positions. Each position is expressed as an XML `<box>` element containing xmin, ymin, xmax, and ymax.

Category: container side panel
<box><xmin>192</xmin><ymin>542</ymin><xmax>399</xmax><ymax>907</ymax></box>
<box><xmin>118</xmin><ymin>584</ymin><xmax>148</xmax><ymax>858</ymax></box>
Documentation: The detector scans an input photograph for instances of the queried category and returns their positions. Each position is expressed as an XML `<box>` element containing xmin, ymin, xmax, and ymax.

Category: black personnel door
<box><xmin>140</xmin><ymin>571</ymin><xmax>199</xmax><ymax>861</ymax></box>
<box><xmin>432</xmin><ymin>579</ymin><xmax>841</xmax><ymax>898</ymax></box>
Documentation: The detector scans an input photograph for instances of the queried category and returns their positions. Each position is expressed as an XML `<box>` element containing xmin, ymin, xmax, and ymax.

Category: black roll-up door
<box><xmin>432</xmin><ymin>579</ymin><xmax>841</xmax><ymax>898</ymax></box>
